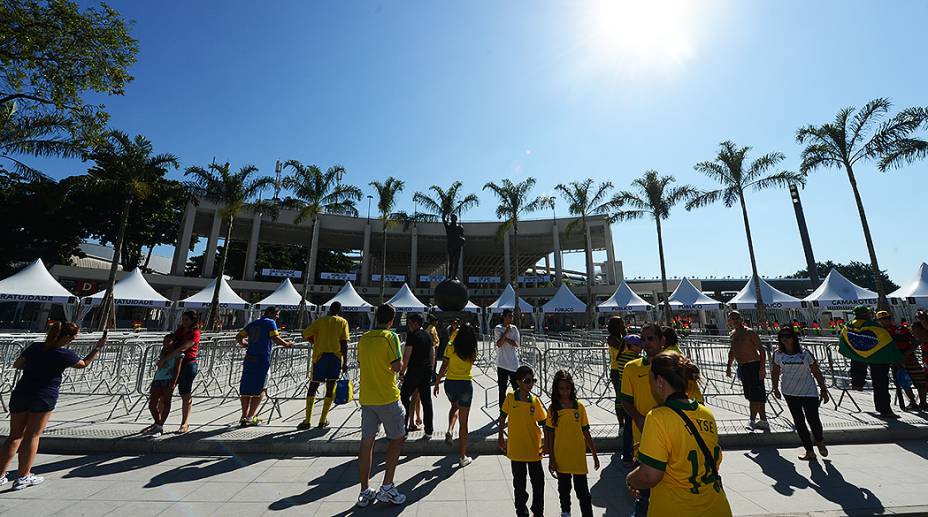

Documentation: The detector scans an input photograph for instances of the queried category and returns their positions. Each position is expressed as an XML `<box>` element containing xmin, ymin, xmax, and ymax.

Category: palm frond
<box><xmin>610</xmin><ymin>209</ymin><xmax>648</xmax><ymax>223</ymax></box>
<box><xmin>685</xmin><ymin>189</ymin><xmax>724</xmax><ymax>211</ymax></box>
<box><xmin>847</xmin><ymin>98</ymin><xmax>890</xmax><ymax>152</ymax></box>
<box><xmin>865</xmin><ymin>105</ymin><xmax>928</xmax><ymax>165</ymax></box>
<box><xmin>748</xmin><ymin>170</ymin><xmax>805</xmax><ymax>192</ymax></box>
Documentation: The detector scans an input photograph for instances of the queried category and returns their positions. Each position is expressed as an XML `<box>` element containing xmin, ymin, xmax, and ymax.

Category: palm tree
<box><xmin>612</xmin><ymin>171</ymin><xmax>696</xmax><ymax>324</ymax></box>
<box><xmin>554</xmin><ymin>179</ymin><xmax>614</xmax><ymax>326</ymax></box>
<box><xmin>797</xmin><ymin>99</ymin><xmax>928</xmax><ymax>309</ymax></box>
<box><xmin>369</xmin><ymin>177</ymin><xmax>405</xmax><ymax>302</ymax></box>
<box><xmin>687</xmin><ymin>141</ymin><xmax>804</xmax><ymax>330</ymax></box>
<box><xmin>483</xmin><ymin>178</ymin><xmax>546</xmax><ymax>323</ymax></box>
<box><xmin>281</xmin><ymin>161</ymin><xmax>362</xmax><ymax>327</ymax></box>
<box><xmin>1</xmin><ymin>100</ymin><xmax>82</xmax><ymax>181</ymax></box>
<box><xmin>185</xmin><ymin>162</ymin><xmax>274</xmax><ymax>329</ymax></box>
<box><xmin>412</xmin><ymin>181</ymin><xmax>480</xmax><ymax>222</ymax></box>
<box><xmin>82</xmin><ymin>131</ymin><xmax>179</xmax><ymax>329</ymax></box>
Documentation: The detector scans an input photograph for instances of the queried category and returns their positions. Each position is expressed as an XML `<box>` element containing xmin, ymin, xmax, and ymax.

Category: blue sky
<box><xmin>32</xmin><ymin>1</ymin><xmax>928</xmax><ymax>284</ymax></box>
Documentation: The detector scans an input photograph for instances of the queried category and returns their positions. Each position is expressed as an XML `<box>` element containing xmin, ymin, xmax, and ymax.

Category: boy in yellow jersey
<box><xmin>498</xmin><ymin>365</ymin><xmax>547</xmax><ymax>517</ymax></box>
<box><xmin>355</xmin><ymin>304</ymin><xmax>407</xmax><ymax>508</ymax></box>
<box><xmin>299</xmin><ymin>302</ymin><xmax>349</xmax><ymax>430</ymax></box>
<box><xmin>627</xmin><ymin>350</ymin><xmax>732</xmax><ymax>517</ymax></box>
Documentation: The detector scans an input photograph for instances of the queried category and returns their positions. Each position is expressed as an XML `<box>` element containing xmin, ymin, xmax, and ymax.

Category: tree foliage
<box><xmin>412</xmin><ymin>181</ymin><xmax>479</xmax><ymax>222</ymax></box>
<box><xmin>186</xmin><ymin>243</ymin><xmax>352</xmax><ymax>281</ymax></box>
<box><xmin>280</xmin><ymin>161</ymin><xmax>362</xmax><ymax>222</ymax></box>
<box><xmin>787</xmin><ymin>260</ymin><xmax>899</xmax><ymax>293</ymax></box>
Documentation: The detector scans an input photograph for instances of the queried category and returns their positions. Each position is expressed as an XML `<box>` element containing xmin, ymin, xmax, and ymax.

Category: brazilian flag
<box><xmin>838</xmin><ymin>319</ymin><xmax>902</xmax><ymax>364</ymax></box>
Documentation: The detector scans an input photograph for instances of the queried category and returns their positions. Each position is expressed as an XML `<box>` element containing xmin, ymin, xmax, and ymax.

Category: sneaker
<box><xmin>239</xmin><ymin>417</ymin><xmax>249</xmax><ymax>428</ymax></box>
<box><xmin>376</xmin><ymin>484</ymin><xmax>406</xmax><ymax>505</ymax></box>
<box><xmin>0</xmin><ymin>474</ymin><xmax>8</xmax><ymax>486</ymax></box>
<box><xmin>317</xmin><ymin>420</ymin><xmax>329</xmax><ymax>429</ymax></box>
<box><xmin>12</xmin><ymin>474</ymin><xmax>44</xmax><ymax>491</ymax></box>
<box><xmin>444</xmin><ymin>432</ymin><xmax>453</xmax><ymax>445</ymax></box>
<box><xmin>296</xmin><ymin>420</ymin><xmax>313</xmax><ymax>431</ymax></box>
<box><xmin>356</xmin><ymin>487</ymin><xmax>376</xmax><ymax>508</ymax></box>
<box><xmin>754</xmin><ymin>420</ymin><xmax>770</xmax><ymax>431</ymax></box>
<box><xmin>151</xmin><ymin>424</ymin><xmax>163</xmax><ymax>436</ymax></box>
<box><xmin>798</xmin><ymin>449</ymin><xmax>816</xmax><ymax>461</ymax></box>
<box><xmin>745</xmin><ymin>420</ymin><xmax>757</xmax><ymax>430</ymax></box>
<box><xmin>816</xmin><ymin>442</ymin><xmax>828</xmax><ymax>457</ymax></box>
<box><xmin>423</xmin><ymin>433</ymin><xmax>432</xmax><ymax>441</ymax></box>
<box><xmin>244</xmin><ymin>417</ymin><xmax>262</xmax><ymax>427</ymax></box>
<box><xmin>879</xmin><ymin>412</ymin><xmax>901</xmax><ymax>420</ymax></box>
<box><xmin>459</xmin><ymin>456</ymin><xmax>473</xmax><ymax>468</ymax></box>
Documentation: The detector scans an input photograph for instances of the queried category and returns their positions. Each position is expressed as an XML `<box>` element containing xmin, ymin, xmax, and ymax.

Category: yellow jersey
<box><xmin>620</xmin><ymin>349</ymin><xmax>703</xmax><ymax>444</ymax></box>
<box><xmin>443</xmin><ymin>339</ymin><xmax>474</xmax><ymax>381</ymax></box>
<box><xmin>545</xmin><ymin>401</ymin><xmax>591</xmax><ymax>475</ymax></box>
<box><xmin>502</xmin><ymin>391</ymin><xmax>547</xmax><ymax>462</ymax></box>
<box><xmin>638</xmin><ymin>399</ymin><xmax>732</xmax><ymax>517</ymax></box>
<box><xmin>357</xmin><ymin>329</ymin><xmax>402</xmax><ymax>406</ymax></box>
<box><xmin>428</xmin><ymin>325</ymin><xmax>440</xmax><ymax>347</ymax></box>
<box><xmin>302</xmin><ymin>315</ymin><xmax>349</xmax><ymax>362</ymax></box>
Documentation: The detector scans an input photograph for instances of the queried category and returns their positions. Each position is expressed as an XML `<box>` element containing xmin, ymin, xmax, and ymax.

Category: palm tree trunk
<box><xmin>655</xmin><ymin>217</ymin><xmax>671</xmax><ymax>325</ymax></box>
<box><xmin>207</xmin><ymin>214</ymin><xmax>234</xmax><ymax>330</ymax></box>
<box><xmin>296</xmin><ymin>216</ymin><xmax>315</xmax><ymax>329</ymax></box>
<box><xmin>738</xmin><ymin>193</ymin><xmax>768</xmax><ymax>330</ymax></box>
<box><xmin>380</xmin><ymin>227</ymin><xmax>387</xmax><ymax>303</ymax></box>
<box><xmin>96</xmin><ymin>197</ymin><xmax>131</xmax><ymax>330</ymax></box>
<box><xmin>512</xmin><ymin>222</ymin><xmax>522</xmax><ymax>325</ymax></box>
<box><xmin>845</xmin><ymin>163</ymin><xmax>887</xmax><ymax>309</ymax></box>
<box><xmin>583</xmin><ymin>216</ymin><xmax>595</xmax><ymax>328</ymax></box>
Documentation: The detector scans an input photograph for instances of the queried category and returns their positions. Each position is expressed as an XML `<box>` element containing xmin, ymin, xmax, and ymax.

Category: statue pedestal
<box><xmin>434</xmin><ymin>279</ymin><xmax>468</xmax><ymax>312</ymax></box>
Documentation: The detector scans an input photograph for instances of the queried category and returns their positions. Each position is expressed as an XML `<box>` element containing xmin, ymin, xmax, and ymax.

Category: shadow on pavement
<box><xmin>144</xmin><ymin>456</ymin><xmax>254</xmax><ymax>487</ymax></box>
<box><xmin>590</xmin><ymin>452</ymin><xmax>635</xmax><ymax>516</ymax></box>
<box><xmin>744</xmin><ymin>447</ymin><xmax>812</xmax><ymax>495</ymax></box>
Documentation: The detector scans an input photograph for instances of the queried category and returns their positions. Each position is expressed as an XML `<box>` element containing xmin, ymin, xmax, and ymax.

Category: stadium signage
<box><xmin>371</xmin><ymin>274</ymin><xmax>406</xmax><ymax>282</ymax></box>
<box><xmin>468</xmin><ymin>276</ymin><xmax>501</xmax><ymax>284</ymax></box>
<box><xmin>261</xmin><ymin>269</ymin><xmax>302</xmax><ymax>279</ymax></box>
<box><xmin>419</xmin><ymin>275</ymin><xmax>447</xmax><ymax>283</ymax></box>
<box><xmin>320</xmin><ymin>272</ymin><xmax>357</xmax><ymax>281</ymax></box>
<box><xmin>518</xmin><ymin>275</ymin><xmax>551</xmax><ymax>283</ymax></box>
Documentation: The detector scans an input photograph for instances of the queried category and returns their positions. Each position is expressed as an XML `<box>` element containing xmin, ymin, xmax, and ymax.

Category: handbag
<box><xmin>334</xmin><ymin>375</ymin><xmax>354</xmax><ymax>405</ymax></box>
<box><xmin>668</xmin><ymin>405</ymin><xmax>723</xmax><ymax>492</ymax></box>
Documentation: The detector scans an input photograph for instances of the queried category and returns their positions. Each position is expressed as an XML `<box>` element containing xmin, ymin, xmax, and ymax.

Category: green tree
<box><xmin>184</xmin><ymin>162</ymin><xmax>273</xmax><ymax>329</ymax></box>
<box><xmin>786</xmin><ymin>260</ymin><xmax>899</xmax><ymax>293</ymax></box>
<box><xmin>412</xmin><ymin>181</ymin><xmax>480</xmax><ymax>222</ymax></box>
<box><xmin>554</xmin><ymin>179</ymin><xmax>614</xmax><ymax>326</ymax></box>
<box><xmin>369</xmin><ymin>177</ymin><xmax>405</xmax><ymax>303</ymax></box>
<box><xmin>81</xmin><ymin>131</ymin><xmax>178</xmax><ymax>329</ymax></box>
<box><xmin>280</xmin><ymin>161</ymin><xmax>362</xmax><ymax>326</ymax></box>
<box><xmin>687</xmin><ymin>141</ymin><xmax>803</xmax><ymax>329</ymax></box>
<box><xmin>0</xmin><ymin>100</ymin><xmax>80</xmax><ymax>180</ymax></box>
<box><xmin>611</xmin><ymin>170</ymin><xmax>696</xmax><ymax>323</ymax></box>
<box><xmin>797</xmin><ymin>98</ymin><xmax>928</xmax><ymax>309</ymax></box>
<box><xmin>483</xmin><ymin>177</ymin><xmax>546</xmax><ymax>323</ymax></box>
<box><xmin>0</xmin><ymin>0</ymin><xmax>138</xmax><ymax>158</ymax></box>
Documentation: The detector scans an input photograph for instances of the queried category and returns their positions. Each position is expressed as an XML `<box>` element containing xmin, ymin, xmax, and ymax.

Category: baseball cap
<box><xmin>875</xmin><ymin>310</ymin><xmax>892</xmax><ymax>320</ymax></box>
<box><xmin>625</xmin><ymin>334</ymin><xmax>642</xmax><ymax>346</ymax></box>
<box><xmin>852</xmin><ymin>305</ymin><xmax>872</xmax><ymax>317</ymax></box>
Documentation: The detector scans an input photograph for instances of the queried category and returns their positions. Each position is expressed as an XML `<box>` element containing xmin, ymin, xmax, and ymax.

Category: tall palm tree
<box><xmin>281</xmin><ymin>161</ymin><xmax>362</xmax><ymax>327</ymax></box>
<box><xmin>483</xmin><ymin>177</ymin><xmax>546</xmax><ymax>323</ymax></box>
<box><xmin>687</xmin><ymin>141</ymin><xmax>804</xmax><ymax>330</ymax></box>
<box><xmin>412</xmin><ymin>181</ymin><xmax>480</xmax><ymax>222</ymax></box>
<box><xmin>1</xmin><ymin>100</ymin><xmax>82</xmax><ymax>181</ymax></box>
<box><xmin>612</xmin><ymin>171</ymin><xmax>696</xmax><ymax>324</ymax></box>
<box><xmin>554</xmin><ymin>179</ymin><xmax>614</xmax><ymax>326</ymax></box>
<box><xmin>185</xmin><ymin>162</ymin><xmax>274</xmax><ymax>329</ymax></box>
<box><xmin>82</xmin><ymin>131</ymin><xmax>179</xmax><ymax>329</ymax></box>
<box><xmin>797</xmin><ymin>99</ymin><xmax>928</xmax><ymax>309</ymax></box>
<box><xmin>369</xmin><ymin>177</ymin><xmax>405</xmax><ymax>302</ymax></box>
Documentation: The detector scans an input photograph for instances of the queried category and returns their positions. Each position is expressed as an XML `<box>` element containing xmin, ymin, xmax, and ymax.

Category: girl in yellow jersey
<box><xmin>545</xmin><ymin>370</ymin><xmax>599</xmax><ymax>517</ymax></box>
<box><xmin>434</xmin><ymin>324</ymin><xmax>478</xmax><ymax>468</ymax></box>
<box><xmin>626</xmin><ymin>350</ymin><xmax>732</xmax><ymax>517</ymax></box>
<box><xmin>499</xmin><ymin>365</ymin><xmax>547</xmax><ymax>517</ymax></box>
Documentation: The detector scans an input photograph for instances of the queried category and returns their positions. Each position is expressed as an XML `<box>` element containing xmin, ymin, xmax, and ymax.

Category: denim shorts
<box><xmin>177</xmin><ymin>361</ymin><xmax>198</xmax><ymax>395</ymax></box>
<box><xmin>444</xmin><ymin>379</ymin><xmax>473</xmax><ymax>408</ymax></box>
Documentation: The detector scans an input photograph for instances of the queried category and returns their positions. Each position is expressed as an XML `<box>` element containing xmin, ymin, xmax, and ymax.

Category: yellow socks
<box><xmin>305</xmin><ymin>396</ymin><xmax>315</xmax><ymax>423</ymax></box>
<box><xmin>319</xmin><ymin>395</ymin><xmax>334</xmax><ymax>426</ymax></box>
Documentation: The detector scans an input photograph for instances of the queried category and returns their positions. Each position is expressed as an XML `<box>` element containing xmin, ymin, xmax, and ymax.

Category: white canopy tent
<box><xmin>487</xmin><ymin>284</ymin><xmax>534</xmax><ymax>314</ymax></box>
<box><xmin>255</xmin><ymin>278</ymin><xmax>314</xmax><ymax>311</ymax></box>
<box><xmin>729</xmin><ymin>277</ymin><xmax>803</xmax><ymax>310</ymax></box>
<box><xmin>668</xmin><ymin>278</ymin><xmax>724</xmax><ymax>310</ymax></box>
<box><xmin>463</xmin><ymin>300</ymin><xmax>482</xmax><ymax>314</ymax></box>
<box><xmin>597</xmin><ymin>281</ymin><xmax>653</xmax><ymax>313</ymax></box>
<box><xmin>802</xmin><ymin>269</ymin><xmax>878</xmax><ymax>310</ymax></box>
<box><xmin>386</xmin><ymin>283</ymin><xmax>429</xmax><ymax>313</ymax></box>
<box><xmin>77</xmin><ymin>268</ymin><xmax>173</xmax><ymax>327</ymax></box>
<box><xmin>890</xmin><ymin>262</ymin><xmax>928</xmax><ymax>309</ymax></box>
<box><xmin>0</xmin><ymin>259</ymin><xmax>77</xmax><ymax>320</ymax></box>
<box><xmin>319</xmin><ymin>282</ymin><xmax>373</xmax><ymax>312</ymax></box>
<box><xmin>541</xmin><ymin>284</ymin><xmax>587</xmax><ymax>314</ymax></box>
<box><xmin>178</xmin><ymin>276</ymin><xmax>250</xmax><ymax>310</ymax></box>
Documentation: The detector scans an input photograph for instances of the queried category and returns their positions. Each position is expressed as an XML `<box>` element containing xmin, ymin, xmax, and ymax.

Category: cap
<box><xmin>624</xmin><ymin>334</ymin><xmax>642</xmax><ymax>346</ymax></box>
<box><xmin>852</xmin><ymin>305</ymin><xmax>872</xmax><ymax>317</ymax></box>
<box><xmin>777</xmin><ymin>326</ymin><xmax>796</xmax><ymax>337</ymax></box>
<box><xmin>875</xmin><ymin>310</ymin><xmax>892</xmax><ymax>320</ymax></box>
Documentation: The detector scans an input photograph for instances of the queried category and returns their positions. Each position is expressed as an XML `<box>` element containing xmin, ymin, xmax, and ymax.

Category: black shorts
<box><xmin>739</xmin><ymin>361</ymin><xmax>767</xmax><ymax>403</ymax></box>
<box><xmin>9</xmin><ymin>392</ymin><xmax>56</xmax><ymax>413</ymax></box>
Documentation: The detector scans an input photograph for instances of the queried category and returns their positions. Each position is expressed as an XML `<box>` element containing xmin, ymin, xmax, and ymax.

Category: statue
<box><xmin>443</xmin><ymin>213</ymin><xmax>465</xmax><ymax>279</ymax></box>
<box><xmin>435</xmin><ymin>213</ymin><xmax>468</xmax><ymax>312</ymax></box>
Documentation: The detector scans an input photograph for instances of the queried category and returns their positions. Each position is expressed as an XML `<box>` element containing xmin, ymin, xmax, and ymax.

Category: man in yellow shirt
<box><xmin>299</xmin><ymin>301</ymin><xmax>349</xmax><ymax>430</ymax></box>
<box><xmin>356</xmin><ymin>304</ymin><xmax>406</xmax><ymax>508</ymax></box>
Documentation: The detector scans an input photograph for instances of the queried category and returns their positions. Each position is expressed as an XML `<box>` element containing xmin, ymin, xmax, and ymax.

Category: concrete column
<box><xmin>171</xmin><ymin>201</ymin><xmax>196</xmax><ymax>275</ymax></box>
<box><xmin>503</xmin><ymin>230</ymin><xmax>511</xmax><ymax>285</ymax></box>
<box><xmin>544</xmin><ymin>254</ymin><xmax>550</xmax><ymax>276</ymax></box>
<box><xmin>552</xmin><ymin>223</ymin><xmax>563</xmax><ymax>286</ymax></box>
<box><xmin>244</xmin><ymin>212</ymin><xmax>262</xmax><ymax>281</ymax></box>
<box><xmin>307</xmin><ymin>216</ymin><xmax>321</xmax><ymax>284</ymax></box>
<box><xmin>202</xmin><ymin>210</ymin><xmax>222</xmax><ymax>278</ymax></box>
<box><xmin>360</xmin><ymin>223</ymin><xmax>372</xmax><ymax>286</ymax></box>
<box><xmin>585</xmin><ymin>223</ymin><xmax>595</xmax><ymax>286</ymax></box>
<box><xmin>604</xmin><ymin>222</ymin><xmax>618</xmax><ymax>285</ymax></box>
<box><xmin>410</xmin><ymin>227</ymin><xmax>418</xmax><ymax>287</ymax></box>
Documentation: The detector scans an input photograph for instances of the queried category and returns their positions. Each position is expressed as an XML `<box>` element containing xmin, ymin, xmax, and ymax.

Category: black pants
<box><xmin>511</xmin><ymin>460</ymin><xmax>544</xmax><ymax>517</ymax></box>
<box><xmin>558</xmin><ymin>473</ymin><xmax>593</xmax><ymax>517</ymax></box>
<box><xmin>498</xmin><ymin>367</ymin><xmax>519</xmax><ymax>408</ymax></box>
<box><xmin>400</xmin><ymin>373</ymin><xmax>433</xmax><ymax>435</ymax></box>
<box><xmin>850</xmin><ymin>361</ymin><xmax>892</xmax><ymax>414</ymax></box>
<box><xmin>784</xmin><ymin>395</ymin><xmax>823</xmax><ymax>450</ymax></box>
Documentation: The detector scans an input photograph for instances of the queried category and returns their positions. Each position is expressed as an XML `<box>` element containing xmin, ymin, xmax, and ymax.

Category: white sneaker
<box><xmin>12</xmin><ymin>474</ymin><xmax>44</xmax><ymax>490</ymax></box>
<box><xmin>755</xmin><ymin>420</ymin><xmax>770</xmax><ymax>431</ymax></box>
<box><xmin>376</xmin><ymin>483</ymin><xmax>407</xmax><ymax>505</ymax></box>
<box><xmin>356</xmin><ymin>487</ymin><xmax>376</xmax><ymax>507</ymax></box>
<box><xmin>459</xmin><ymin>456</ymin><xmax>473</xmax><ymax>468</ymax></box>
<box><xmin>0</xmin><ymin>474</ymin><xmax>7</xmax><ymax>486</ymax></box>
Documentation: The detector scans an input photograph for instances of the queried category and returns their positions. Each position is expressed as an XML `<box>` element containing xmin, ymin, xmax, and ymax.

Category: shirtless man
<box><xmin>726</xmin><ymin>310</ymin><xmax>769</xmax><ymax>430</ymax></box>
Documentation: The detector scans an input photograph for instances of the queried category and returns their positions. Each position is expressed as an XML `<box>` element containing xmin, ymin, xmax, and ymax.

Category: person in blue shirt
<box><xmin>235</xmin><ymin>307</ymin><xmax>294</xmax><ymax>426</ymax></box>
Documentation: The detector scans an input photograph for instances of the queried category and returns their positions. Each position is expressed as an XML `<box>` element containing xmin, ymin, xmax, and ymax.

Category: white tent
<box><xmin>319</xmin><ymin>281</ymin><xmax>373</xmax><ymax>312</ymax></box>
<box><xmin>487</xmin><ymin>284</ymin><xmax>534</xmax><ymax>314</ymax></box>
<box><xmin>542</xmin><ymin>284</ymin><xmax>587</xmax><ymax>314</ymax></box>
<box><xmin>802</xmin><ymin>269</ymin><xmax>877</xmax><ymax>310</ymax></box>
<box><xmin>178</xmin><ymin>276</ymin><xmax>250</xmax><ymax>310</ymax></box>
<box><xmin>81</xmin><ymin>269</ymin><xmax>172</xmax><ymax>308</ymax></box>
<box><xmin>729</xmin><ymin>277</ymin><xmax>803</xmax><ymax>310</ymax></box>
<box><xmin>463</xmin><ymin>300</ymin><xmax>482</xmax><ymax>313</ymax></box>
<box><xmin>0</xmin><ymin>259</ymin><xmax>76</xmax><ymax>305</ymax></box>
<box><xmin>597</xmin><ymin>281</ymin><xmax>653</xmax><ymax>313</ymax></box>
<box><xmin>668</xmin><ymin>278</ymin><xmax>723</xmax><ymax>310</ymax></box>
<box><xmin>386</xmin><ymin>283</ymin><xmax>428</xmax><ymax>313</ymax></box>
<box><xmin>255</xmin><ymin>278</ymin><xmax>313</xmax><ymax>311</ymax></box>
<box><xmin>890</xmin><ymin>262</ymin><xmax>928</xmax><ymax>308</ymax></box>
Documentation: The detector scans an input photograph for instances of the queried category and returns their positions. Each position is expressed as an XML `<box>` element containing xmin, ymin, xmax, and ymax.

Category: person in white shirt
<box><xmin>494</xmin><ymin>309</ymin><xmax>521</xmax><ymax>409</ymax></box>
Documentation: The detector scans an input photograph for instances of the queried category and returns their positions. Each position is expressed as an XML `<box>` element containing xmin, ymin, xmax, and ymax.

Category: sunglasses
<box><xmin>521</xmin><ymin>377</ymin><xmax>536</xmax><ymax>384</ymax></box>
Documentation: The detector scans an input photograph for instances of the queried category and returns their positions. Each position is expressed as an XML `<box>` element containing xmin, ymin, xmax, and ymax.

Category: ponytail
<box><xmin>650</xmin><ymin>350</ymin><xmax>699</xmax><ymax>393</ymax></box>
<box><xmin>45</xmin><ymin>321</ymin><xmax>79</xmax><ymax>346</ymax></box>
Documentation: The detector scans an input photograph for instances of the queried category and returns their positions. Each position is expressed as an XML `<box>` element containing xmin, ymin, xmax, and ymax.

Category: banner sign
<box><xmin>419</xmin><ymin>275</ymin><xmax>447</xmax><ymax>283</ymax></box>
<box><xmin>518</xmin><ymin>275</ymin><xmax>551</xmax><ymax>283</ymax></box>
<box><xmin>468</xmin><ymin>276</ymin><xmax>501</xmax><ymax>284</ymax></box>
<box><xmin>260</xmin><ymin>268</ymin><xmax>302</xmax><ymax>279</ymax></box>
<box><xmin>320</xmin><ymin>272</ymin><xmax>357</xmax><ymax>281</ymax></box>
<box><xmin>372</xmin><ymin>274</ymin><xmax>406</xmax><ymax>282</ymax></box>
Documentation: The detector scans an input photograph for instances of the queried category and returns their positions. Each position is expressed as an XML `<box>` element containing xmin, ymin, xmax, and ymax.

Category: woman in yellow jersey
<box><xmin>545</xmin><ymin>370</ymin><xmax>599</xmax><ymax>517</ymax></box>
<box><xmin>434</xmin><ymin>323</ymin><xmax>478</xmax><ymax>467</ymax></box>
<box><xmin>607</xmin><ymin>316</ymin><xmax>641</xmax><ymax>467</ymax></box>
<box><xmin>626</xmin><ymin>350</ymin><xmax>732</xmax><ymax>517</ymax></box>
<box><xmin>499</xmin><ymin>365</ymin><xmax>547</xmax><ymax>517</ymax></box>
